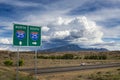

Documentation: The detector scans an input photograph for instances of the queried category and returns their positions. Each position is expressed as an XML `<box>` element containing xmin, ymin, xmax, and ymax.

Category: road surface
<box><xmin>19</xmin><ymin>63</ymin><xmax>120</xmax><ymax>74</ymax></box>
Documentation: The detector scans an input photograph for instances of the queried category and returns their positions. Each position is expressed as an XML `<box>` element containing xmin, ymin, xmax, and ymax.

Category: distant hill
<box><xmin>38</xmin><ymin>44</ymin><xmax>108</xmax><ymax>52</ymax></box>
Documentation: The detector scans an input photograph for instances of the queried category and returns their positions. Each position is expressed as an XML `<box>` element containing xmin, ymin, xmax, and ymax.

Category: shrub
<box><xmin>37</xmin><ymin>55</ymin><xmax>48</xmax><ymax>59</ymax></box>
<box><xmin>74</xmin><ymin>56</ymin><xmax>80</xmax><ymax>59</ymax></box>
<box><xmin>18</xmin><ymin>75</ymin><xmax>36</xmax><ymax>80</ymax></box>
<box><xmin>37</xmin><ymin>55</ymin><xmax>44</xmax><ymax>59</ymax></box>
<box><xmin>4</xmin><ymin>60</ymin><xmax>13</xmax><ymax>66</ymax></box>
<box><xmin>84</xmin><ymin>55</ymin><xmax>107</xmax><ymax>60</ymax></box>
<box><xmin>62</xmin><ymin>54</ymin><xmax>74</xmax><ymax>59</ymax></box>
<box><xmin>50</xmin><ymin>55</ymin><xmax>56</xmax><ymax>59</ymax></box>
<box><xmin>117</xmin><ymin>68</ymin><xmax>120</xmax><ymax>71</ymax></box>
<box><xmin>19</xmin><ymin>59</ymin><xmax>24</xmax><ymax>66</ymax></box>
<box><xmin>37</xmin><ymin>54</ymin><xmax>74</xmax><ymax>59</ymax></box>
<box><xmin>55</xmin><ymin>55</ymin><xmax>62</xmax><ymax>59</ymax></box>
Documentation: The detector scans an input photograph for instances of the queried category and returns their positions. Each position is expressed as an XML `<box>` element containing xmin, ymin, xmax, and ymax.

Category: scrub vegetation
<box><xmin>0</xmin><ymin>50</ymin><xmax>120</xmax><ymax>80</ymax></box>
<box><xmin>0</xmin><ymin>66</ymin><xmax>35</xmax><ymax>80</ymax></box>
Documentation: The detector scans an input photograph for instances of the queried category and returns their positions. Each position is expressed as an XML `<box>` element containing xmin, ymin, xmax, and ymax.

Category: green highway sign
<box><xmin>13</xmin><ymin>24</ymin><xmax>27</xmax><ymax>46</ymax></box>
<box><xmin>29</xmin><ymin>26</ymin><xmax>41</xmax><ymax>46</ymax></box>
<box><xmin>13</xmin><ymin>24</ymin><xmax>41</xmax><ymax>46</ymax></box>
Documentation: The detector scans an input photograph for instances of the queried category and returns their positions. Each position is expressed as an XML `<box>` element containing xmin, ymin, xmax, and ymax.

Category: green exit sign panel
<box><xmin>13</xmin><ymin>24</ymin><xmax>41</xmax><ymax>46</ymax></box>
<box><xmin>29</xmin><ymin>26</ymin><xmax>41</xmax><ymax>46</ymax></box>
<box><xmin>13</xmin><ymin>24</ymin><xmax>27</xmax><ymax>46</ymax></box>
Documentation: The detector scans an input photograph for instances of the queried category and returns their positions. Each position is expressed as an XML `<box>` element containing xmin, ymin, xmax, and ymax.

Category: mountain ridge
<box><xmin>38</xmin><ymin>44</ymin><xmax>108</xmax><ymax>52</ymax></box>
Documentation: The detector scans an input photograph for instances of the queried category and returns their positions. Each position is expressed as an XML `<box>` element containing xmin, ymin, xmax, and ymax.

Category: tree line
<box><xmin>37</xmin><ymin>54</ymin><xmax>107</xmax><ymax>60</ymax></box>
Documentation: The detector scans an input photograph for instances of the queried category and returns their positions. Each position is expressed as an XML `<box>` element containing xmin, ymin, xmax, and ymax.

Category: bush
<box><xmin>84</xmin><ymin>55</ymin><xmax>107</xmax><ymax>60</ymax></box>
<box><xmin>74</xmin><ymin>56</ymin><xmax>80</xmax><ymax>59</ymax></box>
<box><xmin>37</xmin><ymin>54</ymin><xmax>74</xmax><ymax>59</ymax></box>
<box><xmin>50</xmin><ymin>55</ymin><xmax>56</xmax><ymax>59</ymax></box>
<box><xmin>18</xmin><ymin>75</ymin><xmax>36</xmax><ymax>80</ymax></box>
<box><xmin>62</xmin><ymin>54</ymin><xmax>74</xmax><ymax>59</ymax></box>
<box><xmin>19</xmin><ymin>59</ymin><xmax>24</xmax><ymax>66</ymax></box>
<box><xmin>4</xmin><ymin>60</ymin><xmax>13</xmax><ymax>66</ymax></box>
<box><xmin>37</xmin><ymin>55</ymin><xmax>48</xmax><ymax>59</ymax></box>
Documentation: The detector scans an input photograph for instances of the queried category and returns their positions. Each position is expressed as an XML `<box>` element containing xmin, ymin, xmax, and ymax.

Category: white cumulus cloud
<box><xmin>42</xmin><ymin>26</ymin><xmax>50</xmax><ymax>32</ymax></box>
<box><xmin>1</xmin><ymin>16</ymin><xmax>119</xmax><ymax>51</ymax></box>
<box><xmin>52</xmin><ymin>31</ymin><xmax>70</xmax><ymax>39</ymax></box>
<box><xmin>0</xmin><ymin>38</ymin><xmax>11</xmax><ymax>44</ymax></box>
<box><xmin>46</xmin><ymin>16</ymin><xmax>103</xmax><ymax>45</ymax></box>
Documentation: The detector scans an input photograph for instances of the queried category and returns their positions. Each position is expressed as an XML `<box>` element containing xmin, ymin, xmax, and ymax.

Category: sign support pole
<box><xmin>16</xmin><ymin>47</ymin><xmax>19</xmax><ymax>80</ymax></box>
<box><xmin>34</xmin><ymin>48</ymin><xmax>38</xmax><ymax>80</ymax></box>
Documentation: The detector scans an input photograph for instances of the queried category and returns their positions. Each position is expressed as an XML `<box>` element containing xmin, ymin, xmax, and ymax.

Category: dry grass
<box><xmin>0</xmin><ymin>66</ymin><xmax>35</xmax><ymax>80</ymax></box>
<box><xmin>0</xmin><ymin>51</ymin><xmax>120</xmax><ymax>80</ymax></box>
<box><xmin>0</xmin><ymin>51</ymin><xmax>120</xmax><ymax>68</ymax></box>
<box><xmin>18</xmin><ymin>51</ymin><xmax>120</xmax><ymax>69</ymax></box>
<box><xmin>37</xmin><ymin>67</ymin><xmax>120</xmax><ymax>80</ymax></box>
<box><xmin>17</xmin><ymin>59</ymin><xmax>120</xmax><ymax>69</ymax></box>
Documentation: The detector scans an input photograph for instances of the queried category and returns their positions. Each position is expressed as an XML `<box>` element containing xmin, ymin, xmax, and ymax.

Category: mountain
<box><xmin>38</xmin><ymin>44</ymin><xmax>108</xmax><ymax>52</ymax></box>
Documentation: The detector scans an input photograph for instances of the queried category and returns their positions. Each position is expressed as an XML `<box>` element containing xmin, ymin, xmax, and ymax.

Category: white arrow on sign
<box><xmin>32</xmin><ymin>42</ymin><xmax>37</xmax><ymax>45</ymax></box>
<box><xmin>19</xmin><ymin>41</ymin><xmax>22</xmax><ymax>45</ymax></box>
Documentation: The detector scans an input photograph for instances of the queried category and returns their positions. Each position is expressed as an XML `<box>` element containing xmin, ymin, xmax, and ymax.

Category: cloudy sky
<box><xmin>0</xmin><ymin>0</ymin><xmax>120</xmax><ymax>51</ymax></box>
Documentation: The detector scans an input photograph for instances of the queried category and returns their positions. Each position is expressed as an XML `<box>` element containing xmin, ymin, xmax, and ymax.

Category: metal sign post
<box><xmin>16</xmin><ymin>47</ymin><xmax>19</xmax><ymax>80</ymax></box>
<box><xmin>16</xmin><ymin>42</ymin><xmax>21</xmax><ymax>80</ymax></box>
<box><xmin>34</xmin><ymin>49</ymin><xmax>37</xmax><ymax>80</ymax></box>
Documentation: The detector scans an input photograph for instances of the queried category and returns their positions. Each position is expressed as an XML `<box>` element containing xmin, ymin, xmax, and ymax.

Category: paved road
<box><xmin>19</xmin><ymin>63</ymin><xmax>120</xmax><ymax>74</ymax></box>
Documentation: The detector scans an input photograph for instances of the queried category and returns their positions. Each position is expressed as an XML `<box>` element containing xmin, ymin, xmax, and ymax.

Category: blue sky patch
<box><xmin>19</xmin><ymin>0</ymin><xmax>60</xmax><ymax>5</ymax></box>
<box><xmin>97</xmin><ymin>18</ymin><xmax>120</xmax><ymax>28</ymax></box>
<box><xmin>68</xmin><ymin>0</ymin><xmax>120</xmax><ymax>15</ymax></box>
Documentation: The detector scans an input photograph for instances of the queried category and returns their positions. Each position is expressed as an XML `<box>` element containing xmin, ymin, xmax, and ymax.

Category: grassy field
<box><xmin>0</xmin><ymin>66</ymin><xmax>35</xmax><ymax>80</ymax></box>
<box><xmin>0</xmin><ymin>50</ymin><xmax>119</xmax><ymax>68</ymax></box>
<box><xmin>0</xmin><ymin>50</ymin><xmax>120</xmax><ymax>80</ymax></box>
<box><xmin>38</xmin><ymin>67</ymin><xmax>120</xmax><ymax>80</ymax></box>
<box><xmin>0</xmin><ymin>66</ymin><xmax>119</xmax><ymax>80</ymax></box>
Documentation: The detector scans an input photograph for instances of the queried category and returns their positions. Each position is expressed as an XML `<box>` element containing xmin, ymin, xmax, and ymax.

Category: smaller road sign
<box><xmin>29</xmin><ymin>26</ymin><xmax>41</xmax><ymax>46</ymax></box>
<box><xmin>13</xmin><ymin>24</ymin><xmax>27</xmax><ymax>46</ymax></box>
